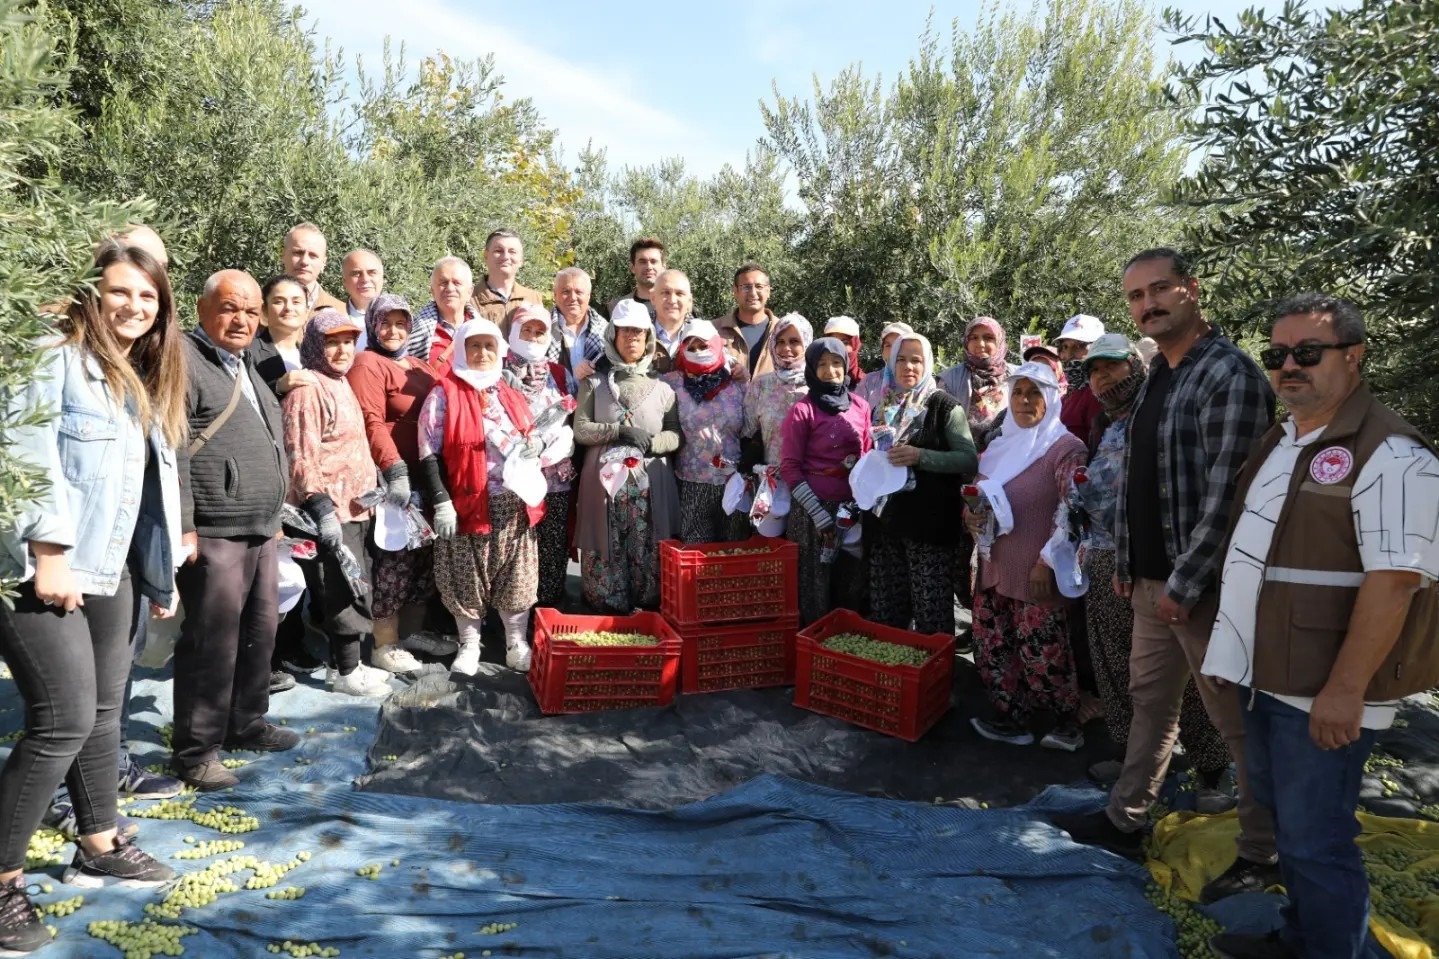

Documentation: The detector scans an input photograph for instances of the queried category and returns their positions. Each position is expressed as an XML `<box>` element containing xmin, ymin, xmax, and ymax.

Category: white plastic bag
<box><xmin>599</xmin><ymin>445</ymin><xmax>648</xmax><ymax>499</ymax></box>
<box><xmin>503</xmin><ymin>451</ymin><xmax>548</xmax><ymax>507</ymax></box>
<box><xmin>722</xmin><ymin>470</ymin><xmax>754</xmax><ymax>515</ymax></box>
<box><xmin>373</xmin><ymin>502</ymin><xmax>410</xmax><ymax>551</ymax></box>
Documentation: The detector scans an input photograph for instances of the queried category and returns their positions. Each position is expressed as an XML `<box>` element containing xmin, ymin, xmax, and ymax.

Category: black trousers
<box><xmin>172</xmin><ymin>535</ymin><xmax>278</xmax><ymax>768</ymax></box>
<box><xmin>0</xmin><ymin>569</ymin><xmax>138</xmax><ymax>869</ymax></box>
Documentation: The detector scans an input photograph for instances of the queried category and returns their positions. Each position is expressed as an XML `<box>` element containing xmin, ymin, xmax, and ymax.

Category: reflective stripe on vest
<box><xmin>1263</xmin><ymin>566</ymin><xmax>1366</xmax><ymax>588</ymax></box>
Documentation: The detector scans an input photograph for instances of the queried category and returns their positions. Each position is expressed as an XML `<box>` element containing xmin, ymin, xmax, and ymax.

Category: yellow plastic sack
<box><xmin>1146</xmin><ymin>808</ymin><xmax>1439</xmax><ymax>958</ymax></box>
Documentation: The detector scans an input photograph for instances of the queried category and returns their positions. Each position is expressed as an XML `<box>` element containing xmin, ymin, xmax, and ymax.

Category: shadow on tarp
<box><xmin>356</xmin><ymin>659</ymin><xmax>1121</xmax><ymax>810</ymax></box>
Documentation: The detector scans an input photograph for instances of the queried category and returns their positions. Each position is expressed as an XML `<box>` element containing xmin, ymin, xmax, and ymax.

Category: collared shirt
<box><xmin>1202</xmin><ymin>420</ymin><xmax>1439</xmax><ymax>729</ymax></box>
<box><xmin>193</xmin><ymin>326</ymin><xmax>262</xmax><ymax>416</ymax></box>
<box><xmin>1113</xmin><ymin>327</ymin><xmax>1275</xmax><ymax>606</ymax></box>
<box><xmin>345</xmin><ymin>300</ymin><xmax>371</xmax><ymax>352</ymax></box>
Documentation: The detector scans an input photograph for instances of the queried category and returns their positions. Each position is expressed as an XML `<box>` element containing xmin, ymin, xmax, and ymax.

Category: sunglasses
<box><xmin>1260</xmin><ymin>342</ymin><xmax>1358</xmax><ymax>370</ymax></box>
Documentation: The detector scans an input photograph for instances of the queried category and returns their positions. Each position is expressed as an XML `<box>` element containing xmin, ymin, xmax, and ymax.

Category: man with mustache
<box><xmin>1200</xmin><ymin>294</ymin><xmax>1439</xmax><ymax>959</ymax></box>
<box><xmin>1052</xmin><ymin>249</ymin><xmax>1278</xmax><ymax>903</ymax></box>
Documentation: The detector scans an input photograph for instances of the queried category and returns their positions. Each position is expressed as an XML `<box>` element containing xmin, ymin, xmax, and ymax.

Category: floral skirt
<box><xmin>433</xmin><ymin>491</ymin><xmax>538</xmax><ymax>619</ymax></box>
<box><xmin>972</xmin><ymin>588</ymin><xmax>1078</xmax><ymax>723</ymax></box>
<box><xmin>581</xmin><ymin>481</ymin><xmax>659</xmax><ymax>613</ymax></box>
<box><xmin>370</xmin><ymin>543</ymin><xmax>435</xmax><ymax>621</ymax></box>
<box><xmin>536</xmin><ymin>489</ymin><xmax>571</xmax><ymax>607</ymax></box>
<box><xmin>677</xmin><ymin>479</ymin><xmax>749</xmax><ymax>545</ymax></box>
<box><xmin>868</xmin><ymin>529</ymin><xmax>957</xmax><ymax>636</ymax></box>
<box><xmin>1084</xmin><ymin>549</ymin><xmax>1231</xmax><ymax>772</ymax></box>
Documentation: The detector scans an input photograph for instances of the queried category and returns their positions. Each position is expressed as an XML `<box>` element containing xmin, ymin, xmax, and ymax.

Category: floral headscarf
<box><xmin>768</xmin><ymin>313</ymin><xmax>813</xmax><ymax>384</ymax></box>
<box><xmin>962</xmin><ymin>316</ymin><xmax>1009</xmax><ymax>433</ymax></box>
<box><xmin>301</xmin><ymin>308</ymin><xmax>362</xmax><ymax>378</ymax></box>
<box><xmin>364</xmin><ymin>293</ymin><xmax>413</xmax><ymax>360</ymax></box>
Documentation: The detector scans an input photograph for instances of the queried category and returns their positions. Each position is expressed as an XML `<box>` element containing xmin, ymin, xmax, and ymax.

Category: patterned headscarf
<box><xmin>963</xmin><ymin>316</ymin><xmax>1008</xmax><ymax>383</ymax></box>
<box><xmin>878</xmin><ymin>333</ymin><xmax>936</xmax><ymax>439</ymax></box>
<box><xmin>804</xmin><ymin>338</ymin><xmax>852</xmax><ymax>415</ymax></box>
<box><xmin>364</xmin><ymin>293</ymin><xmax>413</xmax><ymax>360</ymax></box>
<box><xmin>506</xmin><ymin>306</ymin><xmax>553</xmax><ymax>399</ymax></box>
<box><xmin>675</xmin><ymin>319</ymin><xmax>734</xmax><ymax>403</ymax></box>
<box><xmin>301</xmin><ymin>308</ymin><xmax>362</xmax><ymax>378</ymax></box>
<box><xmin>1095</xmin><ymin>354</ymin><xmax>1147</xmax><ymax>415</ymax></box>
<box><xmin>768</xmin><ymin>312</ymin><xmax>813</xmax><ymax>384</ymax></box>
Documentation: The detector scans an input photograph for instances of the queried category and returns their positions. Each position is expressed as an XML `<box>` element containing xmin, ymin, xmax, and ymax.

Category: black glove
<box><xmin>615</xmin><ymin>425</ymin><xmax>652</xmax><ymax>455</ymax></box>
<box><xmin>737</xmin><ymin>434</ymin><xmax>765</xmax><ymax>475</ymax></box>
<box><xmin>304</xmin><ymin>495</ymin><xmax>344</xmax><ymax>552</ymax></box>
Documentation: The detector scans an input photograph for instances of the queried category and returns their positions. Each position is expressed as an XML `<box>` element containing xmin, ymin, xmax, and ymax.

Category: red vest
<box><xmin>438</xmin><ymin>372</ymin><xmax>545</xmax><ymax>535</ymax></box>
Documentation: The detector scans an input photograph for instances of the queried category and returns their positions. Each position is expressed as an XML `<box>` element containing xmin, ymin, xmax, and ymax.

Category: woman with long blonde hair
<box><xmin>0</xmin><ymin>244</ymin><xmax>186</xmax><ymax>950</ymax></box>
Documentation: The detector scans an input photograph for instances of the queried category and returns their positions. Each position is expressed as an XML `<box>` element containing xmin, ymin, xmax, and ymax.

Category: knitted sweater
<box><xmin>178</xmin><ymin>333</ymin><xmax>289</xmax><ymax>538</ymax></box>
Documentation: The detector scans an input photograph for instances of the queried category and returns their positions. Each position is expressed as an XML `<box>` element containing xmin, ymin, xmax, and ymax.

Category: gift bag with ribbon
<box><xmin>599</xmin><ymin>445</ymin><xmax>649</xmax><ymax>499</ymax></box>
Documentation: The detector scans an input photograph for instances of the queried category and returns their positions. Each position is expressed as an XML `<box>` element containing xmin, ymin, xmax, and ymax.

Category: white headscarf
<box><xmin>976</xmin><ymin>361</ymin><xmax>1068</xmax><ymax>536</ymax></box>
<box><xmin>451</xmin><ymin>318</ymin><xmax>507</xmax><ymax>392</ymax></box>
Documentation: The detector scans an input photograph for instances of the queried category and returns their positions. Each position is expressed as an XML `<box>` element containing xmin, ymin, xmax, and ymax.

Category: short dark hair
<box><xmin>1123</xmin><ymin>247</ymin><xmax>1194</xmax><ymax>281</ymax></box>
<box><xmin>261</xmin><ymin>274</ymin><xmax>306</xmax><ymax>301</ymax></box>
<box><xmin>484</xmin><ymin>229</ymin><xmax>522</xmax><ymax>250</ymax></box>
<box><xmin>1275</xmin><ymin>292</ymin><xmax>1366</xmax><ymax>344</ymax></box>
<box><xmin>629</xmin><ymin>237</ymin><xmax>665</xmax><ymax>264</ymax></box>
<box><xmin>733</xmin><ymin>263</ymin><xmax>768</xmax><ymax>285</ymax></box>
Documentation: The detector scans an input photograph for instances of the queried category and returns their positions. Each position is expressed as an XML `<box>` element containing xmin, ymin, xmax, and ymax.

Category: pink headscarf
<box><xmin>963</xmin><ymin>316</ymin><xmax>1008</xmax><ymax>382</ymax></box>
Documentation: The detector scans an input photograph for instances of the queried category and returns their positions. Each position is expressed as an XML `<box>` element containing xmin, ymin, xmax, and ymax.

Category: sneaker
<box><xmin>505</xmin><ymin>641</ymin><xmax>532</xmax><ymax>673</ymax></box>
<box><xmin>172</xmin><ymin>760</ymin><xmax>238</xmax><ymax>793</ymax></box>
<box><xmin>225</xmin><ymin>722</ymin><xmax>301</xmax><ymax>753</ymax></box>
<box><xmin>1195</xmin><ymin>785</ymin><xmax>1238</xmax><ymax>815</ymax></box>
<box><xmin>0</xmin><ymin>876</ymin><xmax>50</xmax><ymax>954</ymax></box>
<box><xmin>1087</xmin><ymin>759</ymin><xmax>1124</xmax><ymax>787</ymax></box>
<box><xmin>401</xmin><ymin>631</ymin><xmax>459</xmax><ymax>657</ymax></box>
<box><xmin>451</xmin><ymin>642</ymin><xmax>481</xmax><ymax>678</ymax></box>
<box><xmin>280</xmin><ymin>649</ymin><xmax>325</xmax><ymax>674</ymax></box>
<box><xmin>1048</xmin><ymin>809</ymin><xmax>1146</xmax><ymax>860</ymax></box>
<box><xmin>332</xmin><ymin>667</ymin><xmax>392</xmax><ymax>696</ymax></box>
<box><xmin>1200</xmin><ymin>856</ymin><xmax>1282</xmax><ymax>904</ymax></box>
<box><xmin>118</xmin><ymin>756</ymin><xmax>183</xmax><ymax>799</ymax></box>
<box><xmin>371</xmin><ymin>644</ymin><xmax>423</xmax><ymax>674</ymax></box>
<box><xmin>43</xmin><ymin>802</ymin><xmax>139</xmax><ymax>841</ymax></box>
<box><xmin>970</xmin><ymin>715</ymin><xmax>1034</xmax><ymax>746</ymax></box>
<box><xmin>1209</xmin><ymin>930</ymin><xmax>1298</xmax><ymax>959</ymax></box>
<box><xmin>1040</xmin><ymin>721</ymin><xmax>1085</xmax><ymax>752</ymax></box>
<box><xmin>62</xmin><ymin>836</ymin><xmax>174</xmax><ymax>889</ymax></box>
<box><xmin>269</xmin><ymin>670</ymin><xmax>297</xmax><ymax>694</ymax></box>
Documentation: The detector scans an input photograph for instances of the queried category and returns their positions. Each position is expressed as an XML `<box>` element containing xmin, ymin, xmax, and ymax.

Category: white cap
<box><xmin>824</xmin><ymin>315</ymin><xmax>860</xmax><ymax>338</ymax></box>
<box><xmin>680</xmin><ymin>319</ymin><xmax>720</xmax><ymax>343</ymax></box>
<box><xmin>1058</xmin><ymin>313</ymin><xmax>1105</xmax><ymax>344</ymax></box>
<box><xmin>610</xmin><ymin>299</ymin><xmax>652</xmax><ymax>330</ymax></box>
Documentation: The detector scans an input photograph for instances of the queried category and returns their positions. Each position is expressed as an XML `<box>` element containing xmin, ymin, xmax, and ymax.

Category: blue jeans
<box><xmin>1240</xmin><ymin>688</ymin><xmax>1375</xmax><ymax>959</ymax></box>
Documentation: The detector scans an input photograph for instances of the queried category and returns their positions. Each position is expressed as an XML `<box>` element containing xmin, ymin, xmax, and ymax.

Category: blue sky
<box><xmin>303</xmin><ymin>0</ymin><xmax>1263</xmax><ymax>179</ymax></box>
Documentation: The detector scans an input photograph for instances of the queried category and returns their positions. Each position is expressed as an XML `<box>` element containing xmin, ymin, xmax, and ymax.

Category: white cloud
<box><xmin>303</xmin><ymin>0</ymin><xmax>736</xmax><ymax>176</ymax></box>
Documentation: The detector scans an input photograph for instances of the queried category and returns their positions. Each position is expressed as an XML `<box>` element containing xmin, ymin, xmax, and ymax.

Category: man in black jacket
<box><xmin>172</xmin><ymin>270</ymin><xmax>298</xmax><ymax>791</ymax></box>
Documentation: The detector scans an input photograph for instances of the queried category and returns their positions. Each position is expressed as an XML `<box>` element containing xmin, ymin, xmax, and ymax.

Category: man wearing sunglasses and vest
<box><xmin>1200</xmin><ymin>293</ymin><xmax>1439</xmax><ymax>959</ymax></box>
<box><xmin>1052</xmin><ymin>248</ymin><xmax>1280</xmax><ymax>903</ymax></box>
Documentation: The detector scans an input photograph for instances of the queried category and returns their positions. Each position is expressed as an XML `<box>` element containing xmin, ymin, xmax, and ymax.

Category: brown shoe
<box><xmin>173</xmin><ymin>759</ymin><xmax>238</xmax><ymax>792</ymax></box>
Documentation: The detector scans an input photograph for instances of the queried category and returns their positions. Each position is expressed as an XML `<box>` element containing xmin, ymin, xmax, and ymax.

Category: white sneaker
<box><xmin>371</xmin><ymin>644</ymin><xmax>423</xmax><ymax>674</ymax></box>
<box><xmin>451</xmin><ymin>642</ymin><xmax>481</xmax><ymax>677</ymax></box>
<box><xmin>505</xmin><ymin>641</ymin><xmax>532</xmax><ymax>673</ymax></box>
<box><xmin>331</xmin><ymin>667</ymin><xmax>392</xmax><ymax>696</ymax></box>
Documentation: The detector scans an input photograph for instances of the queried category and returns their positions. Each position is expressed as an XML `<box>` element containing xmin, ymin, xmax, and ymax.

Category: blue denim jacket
<box><xmin>1</xmin><ymin>343</ymin><xmax>181</xmax><ymax>604</ymax></box>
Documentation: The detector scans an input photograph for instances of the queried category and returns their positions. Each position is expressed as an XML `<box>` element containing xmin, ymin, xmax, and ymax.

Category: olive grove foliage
<box><xmin>1166</xmin><ymin>0</ymin><xmax>1439</xmax><ymax>434</ymax></box>
<box><xmin>0</xmin><ymin>0</ymin><xmax>142</xmax><ymax>593</ymax></box>
<box><xmin>760</xmin><ymin>0</ymin><xmax>1189</xmax><ymax>359</ymax></box>
<box><xmin>46</xmin><ymin>0</ymin><xmax>575</xmax><ymax>313</ymax></box>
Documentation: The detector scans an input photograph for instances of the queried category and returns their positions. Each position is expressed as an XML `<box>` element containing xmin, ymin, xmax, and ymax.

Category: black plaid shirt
<box><xmin>1114</xmin><ymin>327</ymin><xmax>1275</xmax><ymax>606</ymax></box>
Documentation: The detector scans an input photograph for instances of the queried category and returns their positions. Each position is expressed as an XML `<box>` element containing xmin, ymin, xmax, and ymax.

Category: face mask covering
<box><xmin>510</xmin><ymin>336</ymin><xmax>549</xmax><ymax>363</ymax></box>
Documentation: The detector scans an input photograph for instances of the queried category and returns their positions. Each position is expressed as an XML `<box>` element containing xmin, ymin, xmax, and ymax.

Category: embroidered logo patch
<box><xmin>1310</xmin><ymin>446</ymin><xmax>1354</xmax><ymax>485</ymax></box>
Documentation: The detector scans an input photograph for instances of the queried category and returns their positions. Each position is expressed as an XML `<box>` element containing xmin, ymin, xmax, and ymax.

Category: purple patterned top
<box><xmin>661</xmin><ymin>372</ymin><xmax>747</xmax><ymax>485</ymax></box>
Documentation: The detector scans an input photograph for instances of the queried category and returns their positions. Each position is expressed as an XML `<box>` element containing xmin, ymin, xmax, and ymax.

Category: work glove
<box><xmin>314</xmin><ymin>512</ymin><xmax>343</xmax><ymax>554</ymax></box>
<box><xmin>382</xmin><ymin>463</ymin><xmax>411</xmax><ymax>510</ymax></box>
<box><xmin>615</xmin><ymin>425</ymin><xmax>652</xmax><ymax>456</ymax></box>
<box><xmin>432</xmin><ymin>500</ymin><xmax>458</xmax><ymax>540</ymax></box>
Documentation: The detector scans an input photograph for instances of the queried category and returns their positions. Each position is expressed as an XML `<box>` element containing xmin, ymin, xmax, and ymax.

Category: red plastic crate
<box><xmin>529</xmin><ymin>609</ymin><xmax>682</xmax><ymax>715</ymax></box>
<box><xmin>677</xmin><ymin>617</ymin><xmax>799</xmax><ymax>694</ymax></box>
<box><xmin>793</xmin><ymin>610</ymin><xmax>954</xmax><ymax>742</ymax></box>
<box><xmin>659</xmin><ymin>537</ymin><xmax>799</xmax><ymax>627</ymax></box>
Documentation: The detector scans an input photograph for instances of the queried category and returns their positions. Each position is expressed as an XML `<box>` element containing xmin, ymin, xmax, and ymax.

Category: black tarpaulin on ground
<box><xmin>356</xmin><ymin>658</ymin><xmax>1123</xmax><ymax>809</ymax></box>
